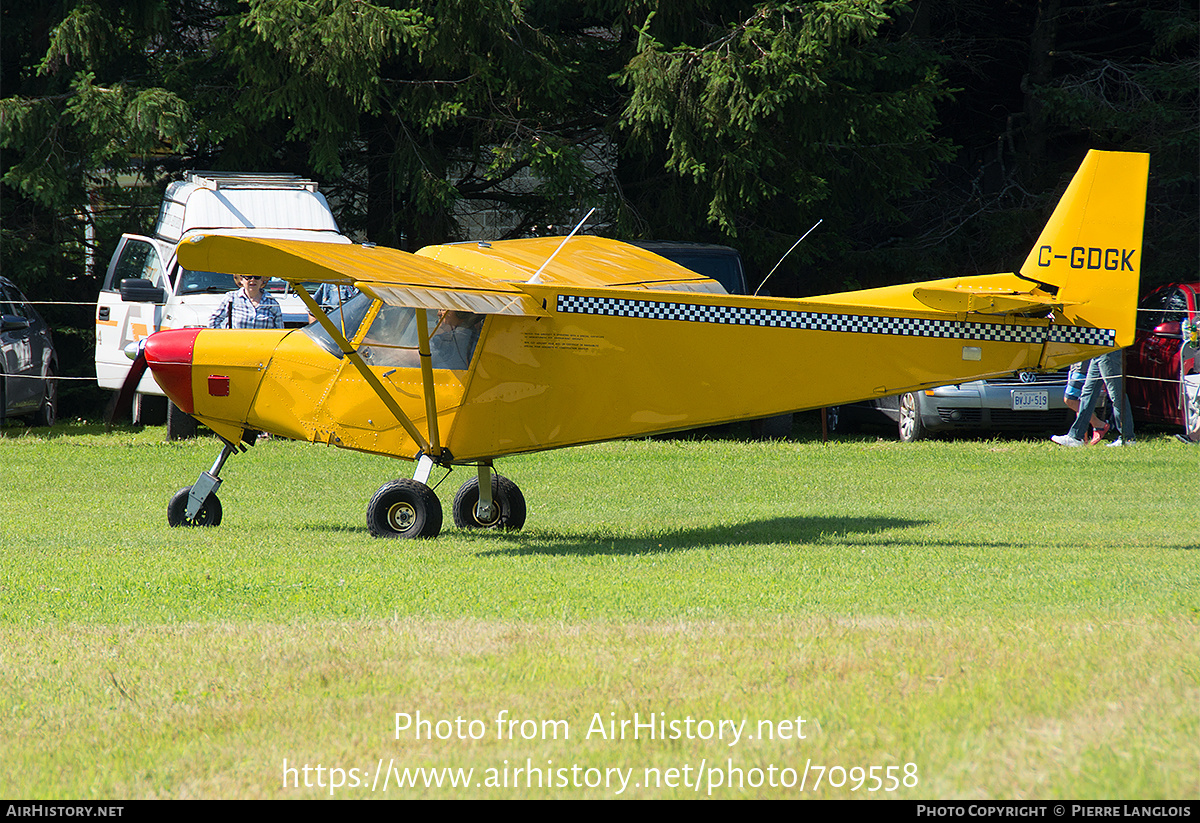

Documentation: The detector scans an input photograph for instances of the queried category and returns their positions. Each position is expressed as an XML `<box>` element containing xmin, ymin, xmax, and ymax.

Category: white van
<box><xmin>95</xmin><ymin>172</ymin><xmax>351</xmax><ymax>436</ymax></box>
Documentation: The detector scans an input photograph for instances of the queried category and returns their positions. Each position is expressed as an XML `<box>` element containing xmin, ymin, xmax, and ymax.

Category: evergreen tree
<box><xmin>216</xmin><ymin>0</ymin><xmax>612</xmax><ymax>249</ymax></box>
<box><xmin>614</xmin><ymin>0</ymin><xmax>954</xmax><ymax>293</ymax></box>
<box><xmin>851</xmin><ymin>0</ymin><xmax>1198</xmax><ymax>292</ymax></box>
<box><xmin>0</xmin><ymin>0</ymin><xmax>194</xmax><ymax>409</ymax></box>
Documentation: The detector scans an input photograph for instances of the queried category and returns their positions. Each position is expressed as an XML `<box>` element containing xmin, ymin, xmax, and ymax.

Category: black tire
<box><xmin>367</xmin><ymin>479</ymin><xmax>442</xmax><ymax>538</ymax></box>
<box><xmin>133</xmin><ymin>393</ymin><xmax>167</xmax><ymax>426</ymax></box>
<box><xmin>826</xmin><ymin>406</ymin><xmax>850</xmax><ymax>435</ymax></box>
<box><xmin>167</xmin><ymin>485</ymin><xmax>223</xmax><ymax>527</ymax></box>
<box><xmin>898</xmin><ymin>392</ymin><xmax>926</xmax><ymax>442</ymax></box>
<box><xmin>34</xmin><ymin>366</ymin><xmax>57</xmax><ymax>428</ymax></box>
<box><xmin>167</xmin><ymin>401</ymin><xmax>198</xmax><ymax>440</ymax></box>
<box><xmin>452</xmin><ymin>474</ymin><xmax>527</xmax><ymax>531</ymax></box>
<box><xmin>749</xmin><ymin>413</ymin><xmax>793</xmax><ymax>440</ymax></box>
<box><xmin>1184</xmin><ymin>377</ymin><xmax>1200</xmax><ymax>443</ymax></box>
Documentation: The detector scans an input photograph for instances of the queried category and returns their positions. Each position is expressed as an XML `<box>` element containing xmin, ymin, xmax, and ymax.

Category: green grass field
<box><xmin>1</xmin><ymin>422</ymin><xmax>1196</xmax><ymax>799</ymax></box>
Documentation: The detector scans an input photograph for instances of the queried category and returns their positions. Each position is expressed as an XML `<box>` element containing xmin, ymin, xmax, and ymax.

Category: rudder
<box><xmin>1019</xmin><ymin>150</ymin><xmax>1150</xmax><ymax>348</ymax></box>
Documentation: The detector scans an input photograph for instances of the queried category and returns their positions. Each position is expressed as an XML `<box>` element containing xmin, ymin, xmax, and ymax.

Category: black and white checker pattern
<box><xmin>556</xmin><ymin>294</ymin><xmax>1116</xmax><ymax>348</ymax></box>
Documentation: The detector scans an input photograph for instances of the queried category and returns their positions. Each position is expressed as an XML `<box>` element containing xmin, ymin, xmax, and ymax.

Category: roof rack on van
<box><xmin>183</xmin><ymin>171</ymin><xmax>320</xmax><ymax>192</ymax></box>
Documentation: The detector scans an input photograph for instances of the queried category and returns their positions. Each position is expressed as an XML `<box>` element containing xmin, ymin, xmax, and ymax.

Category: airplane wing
<box><xmin>416</xmin><ymin>236</ymin><xmax>727</xmax><ymax>292</ymax></box>
<box><xmin>176</xmin><ymin>234</ymin><xmax>546</xmax><ymax>316</ymax></box>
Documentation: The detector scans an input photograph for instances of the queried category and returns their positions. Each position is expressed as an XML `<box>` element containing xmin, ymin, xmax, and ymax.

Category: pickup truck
<box><xmin>94</xmin><ymin>172</ymin><xmax>351</xmax><ymax>437</ymax></box>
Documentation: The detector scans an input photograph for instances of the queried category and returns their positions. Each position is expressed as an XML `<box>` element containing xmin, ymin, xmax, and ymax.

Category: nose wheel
<box><xmin>167</xmin><ymin>485</ymin><xmax>223</xmax><ymax>526</ymax></box>
<box><xmin>167</xmin><ymin>442</ymin><xmax>237</xmax><ymax>528</ymax></box>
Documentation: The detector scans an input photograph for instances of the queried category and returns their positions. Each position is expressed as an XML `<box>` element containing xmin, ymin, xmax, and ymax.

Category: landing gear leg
<box><xmin>475</xmin><ymin>464</ymin><xmax>495</xmax><ymax>523</ymax></box>
<box><xmin>167</xmin><ymin>442</ymin><xmax>236</xmax><ymax>527</ymax></box>
<box><xmin>412</xmin><ymin>453</ymin><xmax>435</xmax><ymax>484</ymax></box>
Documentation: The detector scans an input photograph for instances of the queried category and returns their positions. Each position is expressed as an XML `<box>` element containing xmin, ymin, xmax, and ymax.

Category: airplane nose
<box><xmin>144</xmin><ymin>328</ymin><xmax>201</xmax><ymax>413</ymax></box>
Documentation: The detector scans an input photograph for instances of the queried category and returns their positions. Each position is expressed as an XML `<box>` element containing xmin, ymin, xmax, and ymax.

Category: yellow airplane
<box><xmin>132</xmin><ymin>149</ymin><xmax>1148</xmax><ymax>537</ymax></box>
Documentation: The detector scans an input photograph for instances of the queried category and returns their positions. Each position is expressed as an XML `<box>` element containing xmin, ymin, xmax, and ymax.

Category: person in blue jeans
<box><xmin>1052</xmin><ymin>350</ymin><xmax>1135</xmax><ymax>447</ymax></box>
<box><xmin>1063</xmin><ymin>358</ymin><xmax>1110</xmax><ymax>443</ymax></box>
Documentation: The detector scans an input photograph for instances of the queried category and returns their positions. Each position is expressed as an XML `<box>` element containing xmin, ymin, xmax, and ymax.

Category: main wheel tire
<box><xmin>367</xmin><ymin>479</ymin><xmax>442</xmax><ymax>538</ymax></box>
<box><xmin>898</xmin><ymin>392</ymin><xmax>926</xmax><ymax>442</ymax></box>
<box><xmin>167</xmin><ymin>485</ymin><xmax>223</xmax><ymax>527</ymax></box>
<box><xmin>452</xmin><ymin>474</ymin><xmax>527</xmax><ymax>531</ymax></box>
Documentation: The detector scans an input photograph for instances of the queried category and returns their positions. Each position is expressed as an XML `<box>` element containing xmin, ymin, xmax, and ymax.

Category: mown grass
<box><xmin>1</xmin><ymin>423</ymin><xmax>1196</xmax><ymax>798</ymax></box>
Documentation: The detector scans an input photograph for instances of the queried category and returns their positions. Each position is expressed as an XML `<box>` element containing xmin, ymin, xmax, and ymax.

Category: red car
<box><xmin>1126</xmin><ymin>282</ymin><xmax>1199</xmax><ymax>438</ymax></box>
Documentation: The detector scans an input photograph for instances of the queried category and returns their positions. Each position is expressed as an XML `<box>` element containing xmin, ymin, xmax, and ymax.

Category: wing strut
<box><xmin>414</xmin><ymin>308</ymin><xmax>442</xmax><ymax>456</ymax></box>
<box><xmin>293</xmin><ymin>285</ymin><xmax>439</xmax><ymax>459</ymax></box>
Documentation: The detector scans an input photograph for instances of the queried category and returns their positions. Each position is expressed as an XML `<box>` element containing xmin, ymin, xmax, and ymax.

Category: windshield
<box><xmin>301</xmin><ymin>292</ymin><xmax>374</xmax><ymax>357</ymax></box>
<box><xmin>177</xmin><ymin>268</ymin><xmax>288</xmax><ymax>295</ymax></box>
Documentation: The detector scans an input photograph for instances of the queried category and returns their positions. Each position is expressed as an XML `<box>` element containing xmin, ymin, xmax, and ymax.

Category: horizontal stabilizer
<box><xmin>912</xmin><ymin>286</ymin><xmax>1079</xmax><ymax>315</ymax></box>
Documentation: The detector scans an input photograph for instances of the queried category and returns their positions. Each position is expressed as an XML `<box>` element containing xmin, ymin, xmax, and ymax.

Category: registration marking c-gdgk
<box><xmin>1036</xmin><ymin>245</ymin><xmax>1136</xmax><ymax>271</ymax></box>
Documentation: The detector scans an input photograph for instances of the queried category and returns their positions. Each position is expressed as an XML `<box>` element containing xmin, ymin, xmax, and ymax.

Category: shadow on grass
<box><xmin>472</xmin><ymin>516</ymin><xmax>930</xmax><ymax>557</ymax></box>
<box><xmin>292</xmin><ymin>516</ymin><xmax>927</xmax><ymax>553</ymax></box>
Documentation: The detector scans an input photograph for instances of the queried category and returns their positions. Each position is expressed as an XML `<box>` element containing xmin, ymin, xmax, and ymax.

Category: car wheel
<box><xmin>166</xmin><ymin>401</ymin><xmax>197</xmax><ymax>440</ymax></box>
<box><xmin>898</xmin><ymin>392</ymin><xmax>926</xmax><ymax>442</ymax></box>
<box><xmin>34</xmin><ymin>366</ymin><xmax>57</xmax><ymax>428</ymax></box>
<box><xmin>452</xmin><ymin>474</ymin><xmax>527</xmax><ymax>530</ymax></box>
<box><xmin>826</xmin><ymin>406</ymin><xmax>853</xmax><ymax>435</ymax></box>
<box><xmin>367</xmin><ymin>479</ymin><xmax>442</xmax><ymax>538</ymax></box>
<box><xmin>133</xmin><ymin>393</ymin><xmax>167</xmax><ymax>426</ymax></box>
<box><xmin>167</xmin><ymin>485</ymin><xmax>223</xmax><ymax>527</ymax></box>
<box><xmin>750</xmin><ymin>413</ymin><xmax>793</xmax><ymax>440</ymax></box>
<box><xmin>1183</xmin><ymin>375</ymin><xmax>1200</xmax><ymax>442</ymax></box>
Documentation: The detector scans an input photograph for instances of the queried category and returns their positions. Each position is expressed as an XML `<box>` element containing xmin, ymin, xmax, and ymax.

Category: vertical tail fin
<box><xmin>1020</xmin><ymin>150</ymin><xmax>1150</xmax><ymax>347</ymax></box>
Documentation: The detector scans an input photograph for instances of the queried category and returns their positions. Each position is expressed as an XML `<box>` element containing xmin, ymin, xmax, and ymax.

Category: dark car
<box><xmin>628</xmin><ymin>241</ymin><xmax>749</xmax><ymax>295</ymax></box>
<box><xmin>1127</xmin><ymin>282</ymin><xmax>1199</xmax><ymax>437</ymax></box>
<box><xmin>829</xmin><ymin>370</ymin><xmax>1075</xmax><ymax>441</ymax></box>
<box><xmin>1</xmin><ymin>276</ymin><xmax>58</xmax><ymax>427</ymax></box>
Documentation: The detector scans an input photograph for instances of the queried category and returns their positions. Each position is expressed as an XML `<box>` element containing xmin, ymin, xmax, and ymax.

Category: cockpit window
<box><xmin>301</xmin><ymin>292</ymin><xmax>374</xmax><ymax>358</ymax></box>
<box><xmin>357</xmin><ymin>304</ymin><xmax>484</xmax><ymax>370</ymax></box>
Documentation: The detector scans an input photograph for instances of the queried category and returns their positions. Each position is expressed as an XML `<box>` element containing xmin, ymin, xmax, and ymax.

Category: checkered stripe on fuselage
<box><xmin>555</xmin><ymin>294</ymin><xmax>1116</xmax><ymax>348</ymax></box>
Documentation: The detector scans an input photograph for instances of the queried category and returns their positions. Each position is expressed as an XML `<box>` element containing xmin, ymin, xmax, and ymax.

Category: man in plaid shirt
<box><xmin>209</xmin><ymin>274</ymin><xmax>283</xmax><ymax>329</ymax></box>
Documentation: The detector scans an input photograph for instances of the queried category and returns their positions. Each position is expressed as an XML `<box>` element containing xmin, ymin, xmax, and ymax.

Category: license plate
<box><xmin>1011</xmin><ymin>390</ymin><xmax>1048</xmax><ymax>411</ymax></box>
